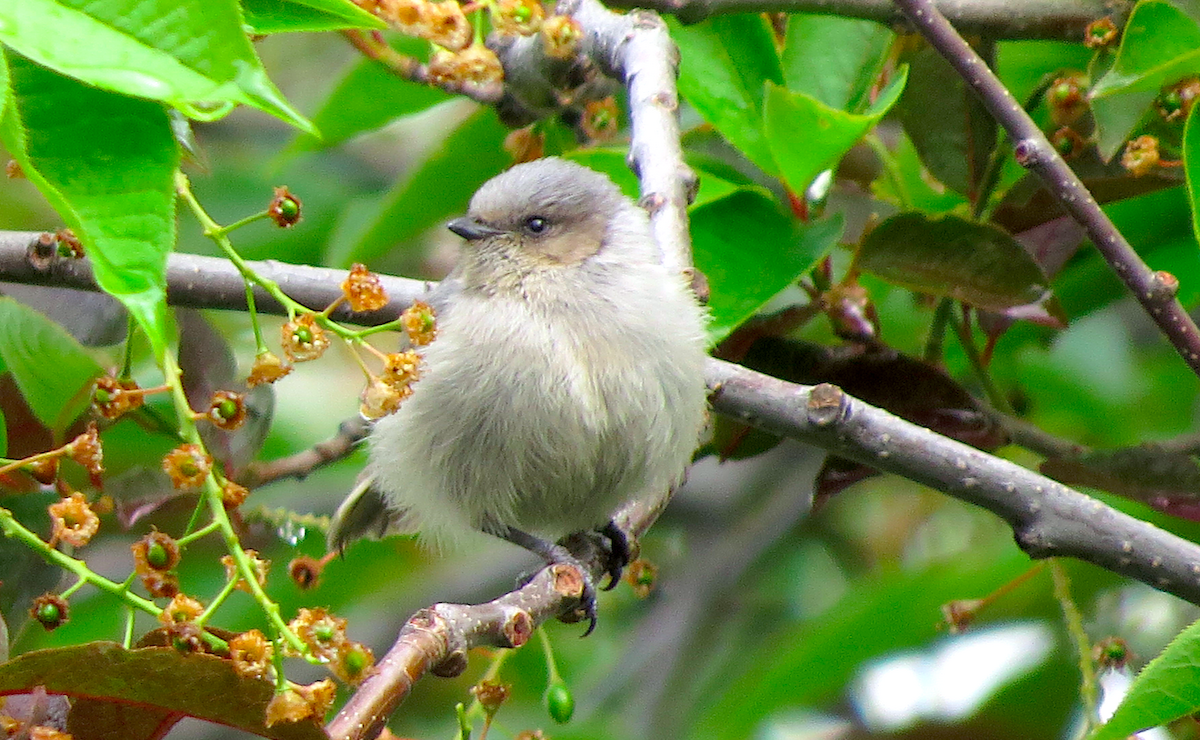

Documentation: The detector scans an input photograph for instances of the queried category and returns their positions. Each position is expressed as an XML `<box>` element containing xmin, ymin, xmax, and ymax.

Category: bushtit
<box><xmin>328</xmin><ymin>157</ymin><xmax>708</xmax><ymax>628</ymax></box>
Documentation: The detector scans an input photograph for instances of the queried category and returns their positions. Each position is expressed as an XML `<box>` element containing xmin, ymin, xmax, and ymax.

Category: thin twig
<box><xmin>892</xmin><ymin>0</ymin><xmax>1200</xmax><ymax>379</ymax></box>
<box><xmin>608</xmin><ymin>0</ymin><xmax>1119</xmax><ymax>38</ymax></box>
<box><xmin>343</xmin><ymin>30</ymin><xmax>504</xmax><ymax>105</ymax></box>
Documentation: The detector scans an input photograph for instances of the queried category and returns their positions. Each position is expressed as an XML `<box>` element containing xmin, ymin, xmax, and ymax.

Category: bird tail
<box><xmin>327</xmin><ymin>473</ymin><xmax>419</xmax><ymax>553</ymax></box>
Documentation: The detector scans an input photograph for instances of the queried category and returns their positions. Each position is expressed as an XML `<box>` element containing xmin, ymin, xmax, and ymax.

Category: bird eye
<box><xmin>524</xmin><ymin>216</ymin><xmax>548</xmax><ymax>234</ymax></box>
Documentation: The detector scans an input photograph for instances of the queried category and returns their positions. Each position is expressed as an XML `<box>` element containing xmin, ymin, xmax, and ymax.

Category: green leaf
<box><xmin>1091</xmin><ymin>615</ymin><xmax>1200</xmax><ymax>739</ymax></box>
<box><xmin>858</xmin><ymin>212</ymin><xmax>1051</xmax><ymax>311</ymax></box>
<box><xmin>895</xmin><ymin>45</ymin><xmax>997</xmax><ymax>196</ymax></box>
<box><xmin>0</xmin><ymin>51</ymin><xmax>177</xmax><ymax>359</ymax></box>
<box><xmin>0</xmin><ymin>643</ymin><xmax>327</xmax><ymax>740</ymax></box>
<box><xmin>331</xmin><ymin>103</ymin><xmax>511</xmax><ymax>267</ymax></box>
<box><xmin>1090</xmin><ymin>0</ymin><xmax>1200</xmax><ymax>160</ymax></box>
<box><xmin>0</xmin><ymin>0</ymin><xmax>314</xmax><ymax>133</ymax></box>
<box><xmin>671</xmin><ymin>15</ymin><xmax>784</xmax><ymax>174</ymax></box>
<box><xmin>242</xmin><ymin>0</ymin><xmax>385</xmax><ymax>34</ymax></box>
<box><xmin>1185</xmin><ymin>96</ymin><xmax>1200</xmax><ymax>243</ymax></box>
<box><xmin>691</xmin><ymin>190</ymin><xmax>841</xmax><ymax>341</ymax></box>
<box><xmin>0</xmin><ymin>298</ymin><xmax>102</xmax><ymax>436</ymax></box>
<box><xmin>871</xmin><ymin>131</ymin><xmax>968</xmax><ymax>213</ymax></box>
<box><xmin>781</xmin><ymin>14</ymin><xmax>893</xmax><ymax>111</ymax></box>
<box><xmin>565</xmin><ymin>148</ymin><xmax>742</xmax><ymax>209</ymax></box>
<box><xmin>764</xmin><ymin>66</ymin><xmax>907</xmax><ymax>197</ymax></box>
<box><xmin>290</xmin><ymin>40</ymin><xmax>450</xmax><ymax>152</ymax></box>
<box><xmin>694</xmin><ymin>547</ymin><xmax>1038</xmax><ymax>740</ymax></box>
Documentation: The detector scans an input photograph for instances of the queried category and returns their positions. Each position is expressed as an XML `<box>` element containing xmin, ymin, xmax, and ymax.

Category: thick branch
<box><xmin>7</xmin><ymin>239</ymin><xmax>1200</xmax><ymax>733</ymax></box>
<box><xmin>613</xmin><ymin>0</ymin><xmax>1120</xmax><ymax>39</ymax></box>
<box><xmin>893</xmin><ymin>0</ymin><xmax>1200</xmax><ymax>378</ymax></box>
<box><xmin>5</xmin><ymin>237</ymin><xmax>1200</xmax><ymax>604</ymax></box>
<box><xmin>0</xmin><ymin>231</ymin><xmax>428</xmax><ymax>327</ymax></box>
<box><xmin>706</xmin><ymin>364</ymin><xmax>1200</xmax><ymax>603</ymax></box>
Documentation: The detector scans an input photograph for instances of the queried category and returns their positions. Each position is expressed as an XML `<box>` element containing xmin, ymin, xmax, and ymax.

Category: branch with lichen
<box><xmin>5</xmin><ymin>240</ymin><xmax>1200</xmax><ymax>737</ymax></box>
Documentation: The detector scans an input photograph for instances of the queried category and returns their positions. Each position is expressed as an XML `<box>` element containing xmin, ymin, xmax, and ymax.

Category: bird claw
<box><xmin>598</xmin><ymin>520</ymin><xmax>631</xmax><ymax>591</ymax></box>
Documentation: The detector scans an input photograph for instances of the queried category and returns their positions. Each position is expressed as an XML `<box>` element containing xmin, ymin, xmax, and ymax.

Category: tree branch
<box><xmin>5</xmin><ymin>235</ymin><xmax>1199</xmax><ymax>602</ymax></box>
<box><xmin>493</xmin><ymin>0</ymin><xmax>696</xmax><ymax>274</ymax></box>
<box><xmin>6</xmin><ymin>238</ymin><xmax>1200</xmax><ymax>734</ymax></box>
<box><xmin>893</xmin><ymin>0</ymin><xmax>1200</xmax><ymax>379</ymax></box>
<box><xmin>614</xmin><ymin>0</ymin><xmax>1121</xmax><ymax>39</ymax></box>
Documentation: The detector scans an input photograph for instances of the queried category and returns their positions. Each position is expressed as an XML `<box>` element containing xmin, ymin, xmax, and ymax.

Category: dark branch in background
<box><xmin>4</xmin><ymin>237</ymin><xmax>1200</xmax><ymax>603</ymax></box>
<box><xmin>239</xmin><ymin>417</ymin><xmax>370</xmax><ymax>488</ymax></box>
<box><xmin>608</xmin><ymin>0</ymin><xmax>1120</xmax><ymax>39</ymax></box>
<box><xmin>893</xmin><ymin>0</ymin><xmax>1200</xmax><ymax>379</ymax></box>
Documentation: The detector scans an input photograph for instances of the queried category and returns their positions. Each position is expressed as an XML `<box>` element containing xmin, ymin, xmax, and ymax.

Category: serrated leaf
<box><xmin>332</xmin><ymin>103</ymin><xmax>511</xmax><ymax>267</ymax></box>
<box><xmin>242</xmin><ymin>0</ymin><xmax>385</xmax><ymax>34</ymax></box>
<box><xmin>858</xmin><ymin>212</ymin><xmax>1051</xmax><ymax>311</ymax></box>
<box><xmin>781</xmin><ymin>15</ymin><xmax>893</xmax><ymax>112</ymax></box>
<box><xmin>0</xmin><ymin>298</ymin><xmax>101</xmax><ymax>436</ymax></box>
<box><xmin>0</xmin><ymin>51</ymin><xmax>176</xmax><ymax>359</ymax></box>
<box><xmin>671</xmin><ymin>15</ymin><xmax>784</xmax><ymax>175</ymax></box>
<box><xmin>0</xmin><ymin>643</ymin><xmax>327</xmax><ymax>740</ymax></box>
<box><xmin>0</xmin><ymin>0</ymin><xmax>313</xmax><ymax>133</ymax></box>
<box><xmin>691</xmin><ymin>191</ymin><xmax>841</xmax><ymax>342</ymax></box>
<box><xmin>764</xmin><ymin>66</ymin><xmax>906</xmax><ymax>197</ymax></box>
<box><xmin>1091</xmin><ymin>616</ymin><xmax>1200</xmax><ymax>740</ymax></box>
<box><xmin>1090</xmin><ymin>0</ymin><xmax>1200</xmax><ymax>161</ymax></box>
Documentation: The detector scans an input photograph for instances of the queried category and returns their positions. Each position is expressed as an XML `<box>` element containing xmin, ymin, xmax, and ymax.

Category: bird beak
<box><xmin>448</xmin><ymin>217</ymin><xmax>505</xmax><ymax>241</ymax></box>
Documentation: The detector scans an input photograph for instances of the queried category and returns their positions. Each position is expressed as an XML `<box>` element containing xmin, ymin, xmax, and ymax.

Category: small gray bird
<box><xmin>328</xmin><ymin>157</ymin><xmax>708</xmax><ymax>629</ymax></box>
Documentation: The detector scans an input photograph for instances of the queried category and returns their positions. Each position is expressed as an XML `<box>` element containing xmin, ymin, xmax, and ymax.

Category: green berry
<box><xmin>147</xmin><ymin>541</ymin><xmax>171</xmax><ymax>569</ymax></box>
<box><xmin>37</xmin><ymin>602</ymin><xmax>60</xmax><ymax>624</ymax></box>
<box><xmin>545</xmin><ymin>683</ymin><xmax>575</xmax><ymax>724</ymax></box>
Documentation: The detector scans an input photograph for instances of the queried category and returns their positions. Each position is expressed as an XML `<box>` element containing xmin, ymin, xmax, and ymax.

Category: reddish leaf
<box><xmin>0</xmin><ymin>642</ymin><xmax>327</xmax><ymax>740</ymax></box>
<box><xmin>1041</xmin><ymin>446</ymin><xmax>1200</xmax><ymax>521</ymax></box>
<box><xmin>857</xmin><ymin>212</ymin><xmax>1053</xmax><ymax>312</ymax></box>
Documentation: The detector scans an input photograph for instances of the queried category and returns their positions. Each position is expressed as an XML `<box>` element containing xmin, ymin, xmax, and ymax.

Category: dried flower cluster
<box><xmin>400</xmin><ymin>300</ymin><xmax>437</xmax><ymax>346</ymax></box>
<box><xmin>131</xmin><ymin>530</ymin><xmax>182</xmax><ymax>598</ymax></box>
<box><xmin>492</xmin><ymin>0</ymin><xmax>544</xmax><ymax>36</ymax></box>
<box><xmin>268</xmin><ymin>186</ymin><xmax>302</xmax><ymax>228</ymax></box>
<box><xmin>48</xmin><ymin>492</ymin><xmax>99</xmax><ymax>548</ymax></box>
<box><xmin>221</xmin><ymin>550</ymin><xmax>270</xmax><ymax>594</ymax></box>
<box><xmin>281</xmin><ymin>314</ymin><xmax>331</xmax><ymax>363</ymax></box>
<box><xmin>286</xmin><ymin>607</ymin><xmax>375</xmax><ymax>685</ymax></box>
<box><xmin>92</xmin><ymin>376</ymin><xmax>145</xmax><ymax>419</ymax></box>
<box><xmin>342</xmin><ymin>263</ymin><xmax>390</xmax><ymax>312</ymax></box>
<box><xmin>542</xmin><ymin>15</ymin><xmax>582</xmax><ymax>59</ymax></box>
<box><xmin>248</xmin><ymin>350</ymin><xmax>292</xmax><ymax>387</ymax></box>
<box><xmin>65</xmin><ymin>423</ymin><xmax>104</xmax><ymax>487</ymax></box>
<box><xmin>265</xmin><ymin>680</ymin><xmax>337</xmax><ymax>726</ymax></box>
<box><xmin>206</xmin><ymin>390</ymin><xmax>248</xmax><ymax>431</ymax></box>
<box><xmin>1121</xmin><ymin>134</ymin><xmax>1160</xmax><ymax>177</ymax></box>
<box><xmin>162</xmin><ymin>443</ymin><xmax>213</xmax><ymax>490</ymax></box>
<box><xmin>427</xmin><ymin>44</ymin><xmax>505</xmax><ymax>87</ymax></box>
